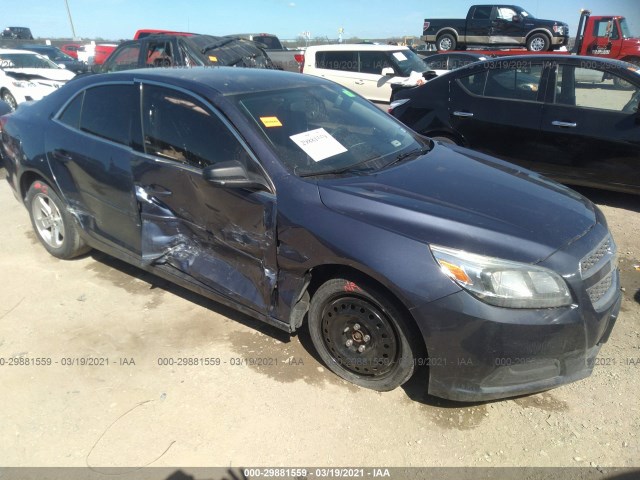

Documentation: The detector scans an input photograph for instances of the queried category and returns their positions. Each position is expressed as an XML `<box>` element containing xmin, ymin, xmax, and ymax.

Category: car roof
<box><xmin>84</xmin><ymin>66</ymin><xmax>329</xmax><ymax>96</ymax></box>
<box><xmin>306</xmin><ymin>44</ymin><xmax>410</xmax><ymax>52</ymax></box>
<box><xmin>0</xmin><ymin>48</ymin><xmax>39</xmax><ymax>54</ymax></box>
<box><xmin>477</xmin><ymin>54</ymin><xmax>637</xmax><ymax>69</ymax></box>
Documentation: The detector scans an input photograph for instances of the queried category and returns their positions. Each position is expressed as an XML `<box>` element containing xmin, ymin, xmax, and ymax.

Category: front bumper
<box><xmin>412</xmin><ymin>285</ymin><xmax>620</xmax><ymax>402</ymax></box>
<box><xmin>411</xmin><ymin>221</ymin><xmax>620</xmax><ymax>402</ymax></box>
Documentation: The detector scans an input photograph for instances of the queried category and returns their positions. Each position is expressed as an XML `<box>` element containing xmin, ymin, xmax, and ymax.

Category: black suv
<box><xmin>2</xmin><ymin>27</ymin><xmax>34</xmax><ymax>40</ymax></box>
<box><xmin>98</xmin><ymin>34</ymin><xmax>275</xmax><ymax>73</ymax></box>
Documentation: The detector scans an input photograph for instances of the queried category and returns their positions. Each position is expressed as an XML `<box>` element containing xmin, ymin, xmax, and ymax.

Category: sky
<box><xmin>2</xmin><ymin>0</ymin><xmax>639</xmax><ymax>41</ymax></box>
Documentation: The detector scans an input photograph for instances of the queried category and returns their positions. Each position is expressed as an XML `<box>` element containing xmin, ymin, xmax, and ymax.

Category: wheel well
<box><xmin>425</xmin><ymin>131</ymin><xmax>465</xmax><ymax>147</ymax></box>
<box><xmin>306</xmin><ymin>264</ymin><xmax>427</xmax><ymax>356</ymax></box>
<box><xmin>19</xmin><ymin>171</ymin><xmax>48</xmax><ymax>200</ymax></box>
<box><xmin>526</xmin><ymin>30</ymin><xmax>551</xmax><ymax>42</ymax></box>
<box><xmin>436</xmin><ymin>29</ymin><xmax>458</xmax><ymax>41</ymax></box>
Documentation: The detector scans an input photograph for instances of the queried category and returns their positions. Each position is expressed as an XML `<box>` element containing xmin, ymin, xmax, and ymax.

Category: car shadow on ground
<box><xmin>572</xmin><ymin>186</ymin><xmax>639</xmax><ymax>213</ymax></box>
<box><xmin>88</xmin><ymin>251</ymin><xmax>291</xmax><ymax>343</ymax></box>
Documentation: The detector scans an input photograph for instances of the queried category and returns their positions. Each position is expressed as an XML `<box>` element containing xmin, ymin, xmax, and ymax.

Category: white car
<box><xmin>0</xmin><ymin>49</ymin><xmax>75</xmax><ymax>111</ymax></box>
<box><xmin>302</xmin><ymin>44</ymin><xmax>433</xmax><ymax>103</ymax></box>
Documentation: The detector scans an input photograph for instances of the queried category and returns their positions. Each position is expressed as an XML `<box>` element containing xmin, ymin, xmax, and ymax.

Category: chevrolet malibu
<box><xmin>0</xmin><ymin>68</ymin><xmax>621</xmax><ymax>401</ymax></box>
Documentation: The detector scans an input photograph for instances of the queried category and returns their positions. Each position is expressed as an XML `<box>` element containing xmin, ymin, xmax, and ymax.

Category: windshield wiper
<box><xmin>382</xmin><ymin>144</ymin><xmax>431</xmax><ymax>171</ymax></box>
<box><xmin>298</xmin><ymin>160</ymin><xmax>379</xmax><ymax>178</ymax></box>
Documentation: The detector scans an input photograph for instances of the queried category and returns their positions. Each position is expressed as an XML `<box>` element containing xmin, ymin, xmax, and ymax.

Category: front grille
<box><xmin>580</xmin><ymin>236</ymin><xmax>612</xmax><ymax>277</ymax></box>
<box><xmin>587</xmin><ymin>271</ymin><xmax>613</xmax><ymax>306</ymax></box>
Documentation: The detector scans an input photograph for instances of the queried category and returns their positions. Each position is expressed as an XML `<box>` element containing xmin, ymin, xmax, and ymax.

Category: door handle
<box><xmin>355</xmin><ymin>80</ymin><xmax>365</xmax><ymax>85</ymax></box>
<box><xmin>551</xmin><ymin>121</ymin><xmax>577</xmax><ymax>128</ymax></box>
<box><xmin>143</xmin><ymin>184</ymin><xmax>172</xmax><ymax>197</ymax></box>
<box><xmin>51</xmin><ymin>149</ymin><xmax>73</xmax><ymax>162</ymax></box>
<box><xmin>453</xmin><ymin>111</ymin><xmax>474</xmax><ymax>118</ymax></box>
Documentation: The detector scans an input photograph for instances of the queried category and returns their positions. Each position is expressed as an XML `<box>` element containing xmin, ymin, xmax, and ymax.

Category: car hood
<box><xmin>317</xmin><ymin>144</ymin><xmax>596</xmax><ymax>264</ymax></box>
<box><xmin>2</xmin><ymin>68</ymin><xmax>75</xmax><ymax>82</ymax></box>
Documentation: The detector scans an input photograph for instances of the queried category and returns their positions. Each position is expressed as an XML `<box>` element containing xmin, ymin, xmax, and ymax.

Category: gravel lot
<box><xmin>0</xmin><ymin>166</ymin><xmax>638</xmax><ymax>474</ymax></box>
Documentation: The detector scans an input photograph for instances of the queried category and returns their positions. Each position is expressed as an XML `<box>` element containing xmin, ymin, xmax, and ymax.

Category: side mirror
<box><xmin>512</xmin><ymin>15</ymin><xmax>521</xmax><ymax>22</ymax></box>
<box><xmin>203</xmin><ymin>160</ymin><xmax>269</xmax><ymax>191</ymax></box>
<box><xmin>381</xmin><ymin>67</ymin><xmax>395</xmax><ymax>77</ymax></box>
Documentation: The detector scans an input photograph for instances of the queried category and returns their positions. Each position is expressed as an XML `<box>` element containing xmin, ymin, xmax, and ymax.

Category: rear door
<box><xmin>538</xmin><ymin>62</ymin><xmax>640</xmax><ymax>190</ymax></box>
<box><xmin>47</xmin><ymin>82</ymin><xmax>142</xmax><ymax>252</ymax></box>
<box><xmin>132</xmin><ymin>82</ymin><xmax>277</xmax><ymax>314</ymax></box>
<box><xmin>465</xmin><ymin>5</ymin><xmax>494</xmax><ymax>44</ymax></box>
<box><xmin>448</xmin><ymin>61</ymin><xmax>548</xmax><ymax>167</ymax></box>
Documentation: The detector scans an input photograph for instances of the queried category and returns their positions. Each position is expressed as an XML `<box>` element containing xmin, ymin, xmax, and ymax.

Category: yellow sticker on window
<box><xmin>209</xmin><ymin>56</ymin><xmax>218</xmax><ymax>62</ymax></box>
<box><xmin>260</xmin><ymin>116</ymin><xmax>283</xmax><ymax>128</ymax></box>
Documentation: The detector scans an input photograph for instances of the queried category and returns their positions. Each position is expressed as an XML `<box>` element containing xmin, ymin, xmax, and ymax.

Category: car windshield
<box><xmin>619</xmin><ymin>18</ymin><xmax>633</xmax><ymax>38</ymax></box>
<box><xmin>391</xmin><ymin>49</ymin><xmax>429</xmax><ymax>76</ymax></box>
<box><xmin>233</xmin><ymin>83</ymin><xmax>429</xmax><ymax>177</ymax></box>
<box><xmin>0</xmin><ymin>52</ymin><xmax>59</xmax><ymax>69</ymax></box>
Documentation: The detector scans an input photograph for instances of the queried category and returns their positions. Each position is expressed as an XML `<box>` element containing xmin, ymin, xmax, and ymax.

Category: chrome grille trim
<box><xmin>580</xmin><ymin>235</ymin><xmax>615</xmax><ymax>279</ymax></box>
<box><xmin>587</xmin><ymin>270</ymin><xmax>616</xmax><ymax>310</ymax></box>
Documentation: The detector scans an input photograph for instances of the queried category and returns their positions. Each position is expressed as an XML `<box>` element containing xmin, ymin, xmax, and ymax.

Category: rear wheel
<box><xmin>26</xmin><ymin>181</ymin><xmax>90</xmax><ymax>259</ymax></box>
<box><xmin>308</xmin><ymin>278</ymin><xmax>419</xmax><ymax>391</ymax></box>
<box><xmin>436</xmin><ymin>33</ymin><xmax>457</xmax><ymax>52</ymax></box>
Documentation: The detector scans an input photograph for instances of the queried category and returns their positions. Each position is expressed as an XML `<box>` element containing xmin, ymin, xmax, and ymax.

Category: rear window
<box><xmin>252</xmin><ymin>35</ymin><xmax>283</xmax><ymax>50</ymax></box>
<box><xmin>316</xmin><ymin>51</ymin><xmax>358</xmax><ymax>72</ymax></box>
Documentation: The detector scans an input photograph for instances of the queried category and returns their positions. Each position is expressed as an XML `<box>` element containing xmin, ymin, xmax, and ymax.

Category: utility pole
<box><xmin>64</xmin><ymin>0</ymin><xmax>78</xmax><ymax>39</ymax></box>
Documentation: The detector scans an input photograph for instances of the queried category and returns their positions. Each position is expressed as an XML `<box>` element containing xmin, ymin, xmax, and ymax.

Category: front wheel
<box><xmin>308</xmin><ymin>278</ymin><xmax>419</xmax><ymax>391</ymax></box>
<box><xmin>1</xmin><ymin>90</ymin><xmax>17</xmax><ymax>111</ymax></box>
<box><xmin>527</xmin><ymin>33</ymin><xmax>550</xmax><ymax>52</ymax></box>
<box><xmin>26</xmin><ymin>181</ymin><xmax>90</xmax><ymax>259</ymax></box>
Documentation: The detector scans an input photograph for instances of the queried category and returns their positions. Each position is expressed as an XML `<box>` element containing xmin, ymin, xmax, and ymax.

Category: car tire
<box><xmin>308</xmin><ymin>277</ymin><xmax>419</xmax><ymax>391</ymax></box>
<box><xmin>431</xmin><ymin>135</ymin><xmax>460</xmax><ymax>146</ymax></box>
<box><xmin>1</xmin><ymin>90</ymin><xmax>17</xmax><ymax>111</ymax></box>
<box><xmin>613</xmin><ymin>59</ymin><xmax>640</xmax><ymax>90</ymax></box>
<box><xmin>26</xmin><ymin>181</ymin><xmax>90</xmax><ymax>259</ymax></box>
<box><xmin>526</xmin><ymin>33</ymin><xmax>550</xmax><ymax>52</ymax></box>
<box><xmin>436</xmin><ymin>33</ymin><xmax>457</xmax><ymax>52</ymax></box>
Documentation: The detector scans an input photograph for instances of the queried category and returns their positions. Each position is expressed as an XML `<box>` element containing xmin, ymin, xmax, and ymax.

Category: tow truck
<box><xmin>427</xmin><ymin>10</ymin><xmax>640</xmax><ymax>72</ymax></box>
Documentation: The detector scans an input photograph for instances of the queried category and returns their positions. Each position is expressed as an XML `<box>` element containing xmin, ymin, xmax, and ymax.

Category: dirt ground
<box><xmin>0</xmin><ymin>167</ymin><xmax>639</xmax><ymax>475</ymax></box>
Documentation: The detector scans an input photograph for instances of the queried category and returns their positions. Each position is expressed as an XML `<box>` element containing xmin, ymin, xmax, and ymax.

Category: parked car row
<box><xmin>390</xmin><ymin>55</ymin><xmax>640</xmax><ymax>195</ymax></box>
<box><xmin>0</xmin><ymin>67</ymin><xmax>621</xmax><ymax>402</ymax></box>
<box><xmin>0</xmin><ymin>48</ymin><xmax>76</xmax><ymax>111</ymax></box>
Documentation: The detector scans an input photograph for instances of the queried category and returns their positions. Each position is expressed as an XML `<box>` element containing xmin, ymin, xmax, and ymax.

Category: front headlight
<box><xmin>430</xmin><ymin>245</ymin><xmax>572</xmax><ymax>308</ymax></box>
<box><xmin>11</xmin><ymin>80</ymin><xmax>36</xmax><ymax>88</ymax></box>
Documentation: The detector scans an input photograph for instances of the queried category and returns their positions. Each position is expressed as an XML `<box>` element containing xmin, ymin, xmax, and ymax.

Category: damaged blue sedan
<box><xmin>0</xmin><ymin>67</ymin><xmax>621</xmax><ymax>401</ymax></box>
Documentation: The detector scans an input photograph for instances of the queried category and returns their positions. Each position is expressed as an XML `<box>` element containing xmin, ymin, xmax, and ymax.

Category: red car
<box><xmin>60</xmin><ymin>43</ymin><xmax>81</xmax><ymax>59</ymax></box>
<box><xmin>93</xmin><ymin>44</ymin><xmax>117</xmax><ymax>65</ymax></box>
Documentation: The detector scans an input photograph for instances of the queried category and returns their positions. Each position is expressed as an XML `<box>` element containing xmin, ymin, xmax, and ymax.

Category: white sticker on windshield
<box><xmin>393</xmin><ymin>52</ymin><xmax>408</xmax><ymax>62</ymax></box>
<box><xmin>289</xmin><ymin>128</ymin><xmax>348</xmax><ymax>162</ymax></box>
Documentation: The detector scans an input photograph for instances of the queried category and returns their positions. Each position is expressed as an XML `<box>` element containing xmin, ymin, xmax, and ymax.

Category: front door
<box><xmin>132</xmin><ymin>83</ymin><xmax>277</xmax><ymax>315</ymax></box>
<box><xmin>491</xmin><ymin>6</ymin><xmax>525</xmax><ymax>45</ymax></box>
<box><xmin>448</xmin><ymin>62</ymin><xmax>546</xmax><ymax>168</ymax></box>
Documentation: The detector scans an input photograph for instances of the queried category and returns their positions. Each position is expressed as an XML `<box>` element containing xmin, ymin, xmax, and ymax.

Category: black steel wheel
<box><xmin>308</xmin><ymin>278</ymin><xmax>419</xmax><ymax>391</ymax></box>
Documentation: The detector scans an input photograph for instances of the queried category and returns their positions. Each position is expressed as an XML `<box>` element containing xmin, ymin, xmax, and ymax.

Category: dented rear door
<box><xmin>132</xmin><ymin>82</ymin><xmax>277</xmax><ymax>315</ymax></box>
